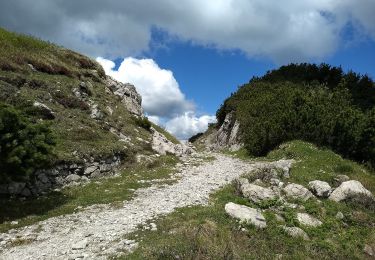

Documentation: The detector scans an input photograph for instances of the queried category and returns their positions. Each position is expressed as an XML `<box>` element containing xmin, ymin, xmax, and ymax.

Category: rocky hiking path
<box><xmin>0</xmin><ymin>153</ymin><xmax>288</xmax><ymax>260</ymax></box>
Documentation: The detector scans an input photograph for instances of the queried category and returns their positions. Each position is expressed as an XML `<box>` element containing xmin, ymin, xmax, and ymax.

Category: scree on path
<box><xmin>0</xmin><ymin>152</ymin><xmax>278</xmax><ymax>260</ymax></box>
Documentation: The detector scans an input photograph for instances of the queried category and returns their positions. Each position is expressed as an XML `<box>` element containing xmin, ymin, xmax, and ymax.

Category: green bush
<box><xmin>134</xmin><ymin>116</ymin><xmax>152</xmax><ymax>131</ymax></box>
<box><xmin>0</xmin><ymin>103</ymin><xmax>55</xmax><ymax>183</ymax></box>
<box><xmin>217</xmin><ymin>64</ymin><xmax>375</xmax><ymax>167</ymax></box>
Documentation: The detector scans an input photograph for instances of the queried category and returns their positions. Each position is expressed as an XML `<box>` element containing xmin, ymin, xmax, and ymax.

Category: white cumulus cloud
<box><xmin>166</xmin><ymin>112</ymin><xmax>216</xmax><ymax>140</ymax></box>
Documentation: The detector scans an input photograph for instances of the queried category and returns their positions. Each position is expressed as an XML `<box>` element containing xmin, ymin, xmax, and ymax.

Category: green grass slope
<box><xmin>0</xmin><ymin>27</ymin><xmax>154</xmax><ymax>167</ymax></box>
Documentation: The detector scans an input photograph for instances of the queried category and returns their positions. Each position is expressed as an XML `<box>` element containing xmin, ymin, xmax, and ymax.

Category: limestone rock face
<box><xmin>329</xmin><ymin>180</ymin><xmax>373</xmax><ymax>202</ymax></box>
<box><xmin>105</xmin><ymin>76</ymin><xmax>143</xmax><ymax>116</ymax></box>
<box><xmin>283</xmin><ymin>183</ymin><xmax>313</xmax><ymax>201</ymax></box>
<box><xmin>151</xmin><ymin>128</ymin><xmax>194</xmax><ymax>156</ymax></box>
<box><xmin>308</xmin><ymin>180</ymin><xmax>332</xmax><ymax>197</ymax></box>
<box><xmin>225</xmin><ymin>202</ymin><xmax>267</xmax><ymax>228</ymax></box>
<box><xmin>297</xmin><ymin>213</ymin><xmax>322</xmax><ymax>227</ymax></box>
<box><xmin>213</xmin><ymin>112</ymin><xmax>243</xmax><ymax>151</ymax></box>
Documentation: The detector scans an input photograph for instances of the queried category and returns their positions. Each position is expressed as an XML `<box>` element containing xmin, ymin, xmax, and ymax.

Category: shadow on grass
<box><xmin>0</xmin><ymin>191</ymin><xmax>71</xmax><ymax>224</ymax></box>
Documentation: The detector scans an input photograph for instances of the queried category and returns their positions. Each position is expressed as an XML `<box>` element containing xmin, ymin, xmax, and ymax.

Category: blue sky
<box><xmin>1</xmin><ymin>0</ymin><xmax>374</xmax><ymax>139</ymax></box>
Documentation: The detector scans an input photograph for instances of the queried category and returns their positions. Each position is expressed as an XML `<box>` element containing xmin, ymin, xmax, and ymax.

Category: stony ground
<box><xmin>0</xmin><ymin>152</ymin><xmax>279</xmax><ymax>260</ymax></box>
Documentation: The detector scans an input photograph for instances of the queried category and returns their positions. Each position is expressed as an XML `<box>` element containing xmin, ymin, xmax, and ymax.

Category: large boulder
<box><xmin>237</xmin><ymin>179</ymin><xmax>278</xmax><ymax>203</ymax></box>
<box><xmin>308</xmin><ymin>180</ymin><xmax>332</xmax><ymax>198</ymax></box>
<box><xmin>224</xmin><ymin>202</ymin><xmax>267</xmax><ymax>228</ymax></box>
<box><xmin>329</xmin><ymin>180</ymin><xmax>373</xmax><ymax>202</ymax></box>
<box><xmin>297</xmin><ymin>213</ymin><xmax>322</xmax><ymax>227</ymax></box>
<box><xmin>283</xmin><ymin>183</ymin><xmax>313</xmax><ymax>201</ymax></box>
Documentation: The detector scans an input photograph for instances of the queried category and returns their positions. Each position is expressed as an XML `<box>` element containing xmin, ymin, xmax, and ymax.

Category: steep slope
<box><xmin>0</xmin><ymin>28</ymin><xmax>188</xmax><ymax>197</ymax></box>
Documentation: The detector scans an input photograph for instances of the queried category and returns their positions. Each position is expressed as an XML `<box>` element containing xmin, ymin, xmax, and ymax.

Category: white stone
<box><xmin>72</xmin><ymin>239</ymin><xmax>87</xmax><ymax>250</ymax></box>
<box><xmin>225</xmin><ymin>202</ymin><xmax>267</xmax><ymax>228</ymax></box>
<box><xmin>283</xmin><ymin>183</ymin><xmax>313</xmax><ymax>201</ymax></box>
<box><xmin>65</xmin><ymin>174</ymin><xmax>81</xmax><ymax>183</ymax></box>
<box><xmin>329</xmin><ymin>180</ymin><xmax>373</xmax><ymax>202</ymax></box>
<box><xmin>335</xmin><ymin>212</ymin><xmax>344</xmax><ymax>220</ymax></box>
<box><xmin>297</xmin><ymin>213</ymin><xmax>322</xmax><ymax>227</ymax></box>
<box><xmin>282</xmin><ymin>226</ymin><xmax>309</xmax><ymax>240</ymax></box>
<box><xmin>240</xmin><ymin>183</ymin><xmax>277</xmax><ymax>203</ymax></box>
<box><xmin>308</xmin><ymin>180</ymin><xmax>332</xmax><ymax>197</ymax></box>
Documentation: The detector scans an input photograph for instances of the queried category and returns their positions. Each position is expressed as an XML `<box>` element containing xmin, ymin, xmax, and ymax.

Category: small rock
<box><xmin>297</xmin><ymin>213</ymin><xmax>322</xmax><ymax>227</ymax></box>
<box><xmin>84</xmin><ymin>165</ymin><xmax>99</xmax><ymax>175</ymax></box>
<box><xmin>329</xmin><ymin>180</ymin><xmax>373</xmax><ymax>202</ymax></box>
<box><xmin>335</xmin><ymin>212</ymin><xmax>344</xmax><ymax>220</ymax></box>
<box><xmin>72</xmin><ymin>239</ymin><xmax>87</xmax><ymax>250</ymax></box>
<box><xmin>8</xmin><ymin>182</ymin><xmax>26</xmax><ymax>195</ymax></box>
<box><xmin>308</xmin><ymin>180</ymin><xmax>332</xmax><ymax>197</ymax></box>
<box><xmin>65</xmin><ymin>174</ymin><xmax>81</xmax><ymax>183</ymax></box>
<box><xmin>282</xmin><ymin>226</ymin><xmax>309</xmax><ymax>240</ymax></box>
<box><xmin>270</xmin><ymin>178</ymin><xmax>281</xmax><ymax>186</ymax></box>
<box><xmin>150</xmin><ymin>223</ymin><xmax>157</xmax><ymax>231</ymax></box>
<box><xmin>33</xmin><ymin>101</ymin><xmax>55</xmax><ymax>120</ymax></box>
<box><xmin>364</xmin><ymin>244</ymin><xmax>374</xmax><ymax>256</ymax></box>
<box><xmin>224</xmin><ymin>202</ymin><xmax>267</xmax><ymax>229</ymax></box>
<box><xmin>333</xmin><ymin>175</ymin><xmax>350</xmax><ymax>187</ymax></box>
<box><xmin>283</xmin><ymin>183</ymin><xmax>313</xmax><ymax>201</ymax></box>
<box><xmin>10</xmin><ymin>221</ymin><xmax>19</xmax><ymax>225</ymax></box>
<box><xmin>21</xmin><ymin>188</ymin><xmax>32</xmax><ymax>197</ymax></box>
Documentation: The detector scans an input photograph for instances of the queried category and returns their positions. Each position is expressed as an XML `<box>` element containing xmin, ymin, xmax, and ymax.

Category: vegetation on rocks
<box><xmin>216</xmin><ymin>63</ymin><xmax>375</xmax><ymax>167</ymax></box>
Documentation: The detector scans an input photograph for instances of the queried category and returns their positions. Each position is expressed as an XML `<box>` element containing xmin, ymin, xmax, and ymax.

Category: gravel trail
<box><xmin>0</xmin><ymin>153</ymin><xmax>269</xmax><ymax>260</ymax></box>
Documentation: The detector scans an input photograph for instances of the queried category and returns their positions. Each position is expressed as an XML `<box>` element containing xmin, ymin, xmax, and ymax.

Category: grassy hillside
<box><xmin>121</xmin><ymin>141</ymin><xmax>375</xmax><ymax>259</ymax></box>
<box><xmin>216</xmin><ymin>63</ymin><xmax>375</xmax><ymax>168</ymax></box>
<box><xmin>0</xmin><ymin>27</ymin><xmax>156</xmax><ymax>177</ymax></box>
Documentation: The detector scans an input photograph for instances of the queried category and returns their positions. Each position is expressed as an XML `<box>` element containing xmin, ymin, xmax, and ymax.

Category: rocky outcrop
<box><xmin>105</xmin><ymin>76</ymin><xmax>143</xmax><ymax>116</ymax></box>
<box><xmin>0</xmin><ymin>155</ymin><xmax>122</xmax><ymax>197</ymax></box>
<box><xmin>329</xmin><ymin>180</ymin><xmax>373</xmax><ymax>202</ymax></box>
<box><xmin>208</xmin><ymin>112</ymin><xmax>243</xmax><ymax>151</ymax></box>
<box><xmin>151</xmin><ymin>127</ymin><xmax>194</xmax><ymax>157</ymax></box>
<box><xmin>225</xmin><ymin>202</ymin><xmax>267</xmax><ymax>228</ymax></box>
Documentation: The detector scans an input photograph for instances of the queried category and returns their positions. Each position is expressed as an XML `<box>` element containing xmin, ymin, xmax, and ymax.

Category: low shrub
<box><xmin>0</xmin><ymin>103</ymin><xmax>55</xmax><ymax>183</ymax></box>
<box><xmin>134</xmin><ymin>116</ymin><xmax>152</xmax><ymax>131</ymax></box>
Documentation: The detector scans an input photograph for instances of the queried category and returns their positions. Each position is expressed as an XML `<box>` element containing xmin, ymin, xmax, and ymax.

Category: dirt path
<box><xmin>0</xmin><ymin>153</ymin><xmax>278</xmax><ymax>260</ymax></box>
